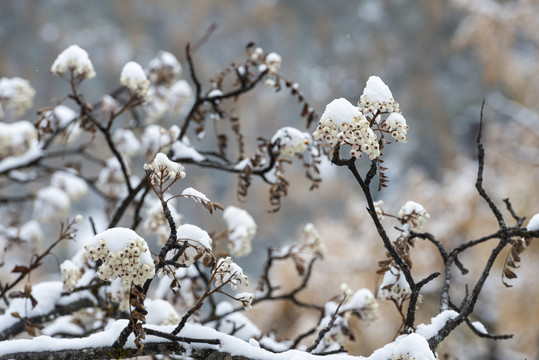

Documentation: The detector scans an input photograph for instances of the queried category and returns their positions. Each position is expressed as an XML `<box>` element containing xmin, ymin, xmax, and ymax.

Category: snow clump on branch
<box><xmin>50</xmin><ymin>45</ymin><xmax>96</xmax><ymax>79</ymax></box>
<box><xmin>84</xmin><ymin>227</ymin><xmax>155</xmax><ymax>286</ymax></box>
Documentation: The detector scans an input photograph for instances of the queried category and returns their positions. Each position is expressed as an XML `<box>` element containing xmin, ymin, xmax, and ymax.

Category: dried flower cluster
<box><xmin>60</xmin><ymin>260</ymin><xmax>81</xmax><ymax>292</ymax></box>
<box><xmin>271</xmin><ymin>127</ymin><xmax>311</xmax><ymax>157</ymax></box>
<box><xmin>120</xmin><ymin>61</ymin><xmax>150</xmax><ymax>99</ymax></box>
<box><xmin>0</xmin><ymin>77</ymin><xmax>35</xmax><ymax>118</ymax></box>
<box><xmin>173</xmin><ymin>224</ymin><xmax>213</xmax><ymax>268</ymax></box>
<box><xmin>398</xmin><ymin>201</ymin><xmax>430</xmax><ymax>230</ymax></box>
<box><xmin>0</xmin><ymin>121</ymin><xmax>38</xmax><ymax>158</ymax></box>
<box><xmin>213</xmin><ymin>256</ymin><xmax>249</xmax><ymax>290</ymax></box>
<box><xmin>223</xmin><ymin>206</ymin><xmax>257</xmax><ymax>257</ymax></box>
<box><xmin>313</xmin><ymin>76</ymin><xmax>408</xmax><ymax>160</ymax></box>
<box><xmin>378</xmin><ymin>266</ymin><xmax>411</xmax><ymax>302</ymax></box>
<box><xmin>146</xmin><ymin>152</ymin><xmax>186</xmax><ymax>185</ymax></box>
<box><xmin>84</xmin><ymin>228</ymin><xmax>155</xmax><ymax>286</ymax></box>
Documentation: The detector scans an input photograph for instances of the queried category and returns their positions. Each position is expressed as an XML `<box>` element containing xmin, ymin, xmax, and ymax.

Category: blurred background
<box><xmin>1</xmin><ymin>0</ymin><xmax>538</xmax><ymax>359</ymax></box>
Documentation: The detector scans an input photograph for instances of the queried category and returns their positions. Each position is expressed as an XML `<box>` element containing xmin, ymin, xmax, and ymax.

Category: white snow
<box><xmin>33</xmin><ymin>186</ymin><xmax>71</xmax><ymax>222</ymax></box>
<box><xmin>120</xmin><ymin>61</ymin><xmax>150</xmax><ymax>96</ymax></box>
<box><xmin>342</xmin><ymin>289</ymin><xmax>375</xmax><ymax>312</ymax></box>
<box><xmin>527</xmin><ymin>213</ymin><xmax>539</xmax><ymax>231</ymax></box>
<box><xmin>416</xmin><ymin>310</ymin><xmax>459</xmax><ymax>339</ymax></box>
<box><xmin>234</xmin><ymin>158</ymin><xmax>252</xmax><ymax>171</ymax></box>
<box><xmin>171</xmin><ymin>136</ymin><xmax>206</xmax><ymax>162</ymax></box>
<box><xmin>19</xmin><ymin>220</ymin><xmax>44</xmax><ymax>249</ymax></box>
<box><xmin>168</xmin><ymin>80</ymin><xmax>193</xmax><ymax>112</ymax></box>
<box><xmin>50</xmin><ymin>45</ymin><xmax>96</xmax><ymax>79</ymax></box>
<box><xmin>181</xmin><ymin>187</ymin><xmax>211</xmax><ymax>203</ymax></box>
<box><xmin>367</xmin><ymin>333</ymin><xmax>435</xmax><ymax>360</ymax></box>
<box><xmin>208</xmin><ymin>89</ymin><xmax>224</xmax><ymax>99</ymax></box>
<box><xmin>360</xmin><ymin>76</ymin><xmax>393</xmax><ymax>103</ymax></box>
<box><xmin>113</xmin><ymin>128</ymin><xmax>141</xmax><ymax>157</ymax></box>
<box><xmin>176</xmin><ymin>224</ymin><xmax>213</xmax><ymax>250</ymax></box>
<box><xmin>320</xmin><ymin>98</ymin><xmax>362</xmax><ymax>125</ymax></box>
<box><xmin>386</xmin><ymin>112</ymin><xmax>407</xmax><ymax>128</ymax></box>
<box><xmin>41</xmin><ymin>315</ymin><xmax>84</xmax><ymax>337</ymax></box>
<box><xmin>223</xmin><ymin>206</ymin><xmax>257</xmax><ymax>257</ymax></box>
<box><xmin>207</xmin><ymin>301</ymin><xmax>261</xmax><ymax>341</ymax></box>
<box><xmin>0</xmin><ymin>120</ymin><xmax>38</xmax><ymax>158</ymax></box>
<box><xmin>377</xmin><ymin>266</ymin><xmax>411</xmax><ymax>301</ymax></box>
<box><xmin>471</xmin><ymin>321</ymin><xmax>487</xmax><ymax>334</ymax></box>
<box><xmin>0</xmin><ymin>281</ymin><xmax>94</xmax><ymax>336</ymax></box>
<box><xmin>50</xmin><ymin>170</ymin><xmax>88</xmax><ymax>201</ymax></box>
<box><xmin>265</xmin><ymin>52</ymin><xmax>282</xmax><ymax>72</ymax></box>
<box><xmin>87</xmin><ymin>227</ymin><xmax>150</xmax><ymax>261</ymax></box>
<box><xmin>0</xmin><ymin>77</ymin><xmax>35</xmax><ymax>117</ymax></box>
<box><xmin>145</xmin><ymin>298</ymin><xmax>180</xmax><ymax>325</ymax></box>
<box><xmin>0</xmin><ymin>144</ymin><xmax>44</xmax><ymax>173</ymax></box>
<box><xmin>271</xmin><ymin>127</ymin><xmax>310</xmax><ymax>157</ymax></box>
<box><xmin>141</xmin><ymin>124</ymin><xmax>177</xmax><ymax>159</ymax></box>
<box><xmin>147</xmin><ymin>50</ymin><xmax>182</xmax><ymax>83</ymax></box>
<box><xmin>152</xmin><ymin>152</ymin><xmax>185</xmax><ymax>179</ymax></box>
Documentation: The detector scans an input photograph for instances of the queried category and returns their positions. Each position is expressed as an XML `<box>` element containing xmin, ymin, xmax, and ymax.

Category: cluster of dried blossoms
<box><xmin>84</xmin><ymin>228</ymin><xmax>156</xmax><ymax>287</ymax></box>
<box><xmin>313</xmin><ymin>76</ymin><xmax>407</xmax><ymax>160</ymax></box>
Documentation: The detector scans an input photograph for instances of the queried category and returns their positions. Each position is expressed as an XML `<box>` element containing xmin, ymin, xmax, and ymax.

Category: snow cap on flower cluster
<box><xmin>50</xmin><ymin>170</ymin><xmax>88</xmax><ymax>201</ymax></box>
<box><xmin>0</xmin><ymin>77</ymin><xmax>35</xmax><ymax>117</ymax></box>
<box><xmin>60</xmin><ymin>260</ymin><xmax>81</xmax><ymax>292</ymax></box>
<box><xmin>33</xmin><ymin>186</ymin><xmax>70</xmax><ymax>222</ymax></box>
<box><xmin>271</xmin><ymin>127</ymin><xmax>310</xmax><ymax>157</ymax></box>
<box><xmin>223</xmin><ymin>206</ymin><xmax>257</xmax><ymax>257</ymax></box>
<box><xmin>398</xmin><ymin>201</ymin><xmax>430</xmax><ymax>230</ymax></box>
<box><xmin>143</xmin><ymin>51</ymin><xmax>191</xmax><ymax>123</ymax></box>
<box><xmin>358</xmin><ymin>76</ymin><xmax>407</xmax><ymax>142</ymax></box>
<box><xmin>214</xmin><ymin>256</ymin><xmax>249</xmax><ymax>290</ymax></box>
<box><xmin>172</xmin><ymin>224</ymin><xmax>213</xmax><ymax>268</ymax></box>
<box><xmin>378</xmin><ymin>266</ymin><xmax>411</xmax><ymax>301</ymax></box>
<box><xmin>302</xmin><ymin>223</ymin><xmax>326</xmax><ymax>258</ymax></box>
<box><xmin>313</xmin><ymin>98</ymin><xmax>381</xmax><ymax>160</ymax></box>
<box><xmin>147</xmin><ymin>51</ymin><xmax>182</xmax><ymax>86</ymax></box>
<box><xmin>265</xmin><ymin>52</ymin><xmax>282</xmax><ymax>73</ymax></box>
<box><xmin>50</xmin><ymin>45</ymin><xmax>96</xmax><ymax>79</ymax></box>
<box><xmin>113</xmin><ymin>128</ymin><xmax>141</xmax><ymax>158</ymax></box>
<box><xmin>120</xmin><ymin>61</ymin><xmax>150</xmax><ymax>98</ymax></box>
<box><xmin>0</xmin><ymin>120</ymin><xmax>38</xmax><ymax>159</ymax></box>
<box><xmin>146</xmin><ymin>152</ymin><xmax>186</xmax><ymax>185</ymax></box>
<box><xmin>85</xmin><ymin>227</ymin><xmax>155</xmax><ymax>286</ymax></box>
